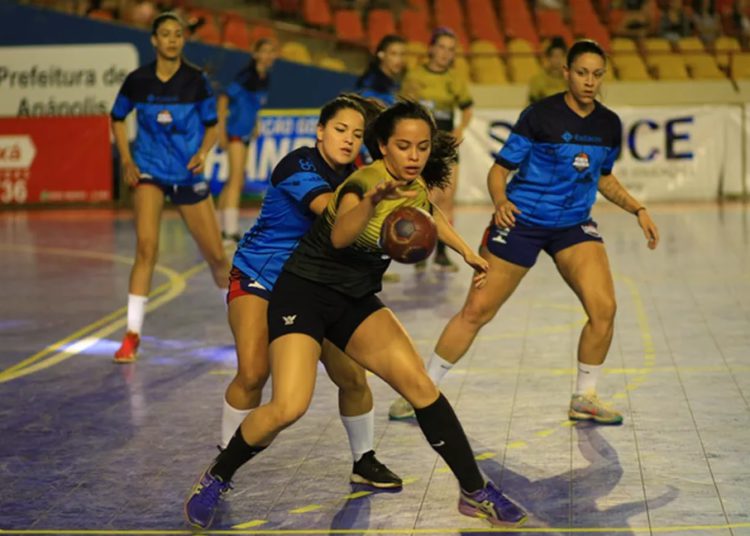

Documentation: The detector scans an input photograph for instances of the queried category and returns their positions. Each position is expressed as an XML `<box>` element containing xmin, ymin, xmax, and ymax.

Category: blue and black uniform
<box><xmin>228</xmin><ymin>146</ymin><xmax>355</xmax><ymax>301</ymax></box>
<box><xmin>224</xmin><ymin>59</ymin><xmax>270</xmax><ymax>145</ymax></box>
<box><xmin>354</xmin><ymin>65</ymin><xmax>399</xmax><ymax>105</ymax></box>
<box><xmin>111</xmin><ymin>61</ymin><xmax>218</xmax><ymax>205</ymax></box>
<box><xmin>484</xmin><ymin>92</ymin><xmax>622</xmax><ymax>267</ymax></box>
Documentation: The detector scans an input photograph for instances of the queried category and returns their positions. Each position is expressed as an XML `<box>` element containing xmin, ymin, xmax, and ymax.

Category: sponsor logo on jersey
<box><xmin>573</xmin><ymin>152</ymin><xmax>590</xmax><ymax>172</ymax></box>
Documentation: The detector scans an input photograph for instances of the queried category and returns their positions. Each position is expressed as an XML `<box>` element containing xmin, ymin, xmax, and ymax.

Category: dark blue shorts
<box><xmin>482</xmin><ymin>219</ymin><xmax>604</xmax><ymax>268</ymax></box>
<box><xmin>138</xmin><ymin>178</ymin><xmax>210</xmax><ymax>205</ymax></box>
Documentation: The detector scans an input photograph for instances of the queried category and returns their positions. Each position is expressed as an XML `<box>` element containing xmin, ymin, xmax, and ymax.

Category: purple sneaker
<box><xmin>184</xmin><ymin>466</ymin><xmax>232</xmax><ymax>529</ymax></box>
<box><xmin>458</xmin><ymin>481</ymin><xmax>527</xmax><ymax>526</ymax></box>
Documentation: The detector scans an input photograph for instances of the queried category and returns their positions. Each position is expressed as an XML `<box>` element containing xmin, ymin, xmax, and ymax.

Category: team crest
<box><xmin>156</xmin><ymin>110</ymin><xmax>173</xmax><ymax>124</ymax></box>
<box><xmin>572</xmin><ymin>152</ymin><xmax>590</xmax><ymax>172</ymax></box>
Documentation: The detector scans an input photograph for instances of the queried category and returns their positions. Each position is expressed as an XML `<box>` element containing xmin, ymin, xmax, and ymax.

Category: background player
<box><xmin>401</xmin><ymin>27</ymin><xmax>474</xmax><ymax>272</ymax></box>
<box><xmin>216</xmin><ymin>38</ymin><xmax>276</xmax><ymax>244</ymax></box>
<box><xmin>110</xmin><ymin>12</ymin><xmax>230</xmax><ymax>363</ymax></box>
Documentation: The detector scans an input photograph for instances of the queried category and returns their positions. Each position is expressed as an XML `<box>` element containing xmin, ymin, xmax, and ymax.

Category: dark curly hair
<box><xmin>368</xmin><ymin>100</ymin><xmax>457</xmax><ymax>190</ymax></box>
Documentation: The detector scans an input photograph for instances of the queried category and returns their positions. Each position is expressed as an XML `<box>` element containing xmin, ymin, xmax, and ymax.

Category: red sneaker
<box><xmin>114</xmin><ymin>331</ymin><xmax>140</xmax><ymax>363</ymax></box>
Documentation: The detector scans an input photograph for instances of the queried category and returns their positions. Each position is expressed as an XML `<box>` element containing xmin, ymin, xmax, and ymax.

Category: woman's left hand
<box><xmin>187</xmin><ymin>152</ymin><xmax>207</xmax><ymax>174</ymax></box>
<box><xmin>637</xmin><ymin>210</ymin><xmax>660</xmax><ymax>250</ymax></box>
<box><xmin>463</xmin><ymin>250</ymin><xmax>489</xmax><ymax>288</ymax></box>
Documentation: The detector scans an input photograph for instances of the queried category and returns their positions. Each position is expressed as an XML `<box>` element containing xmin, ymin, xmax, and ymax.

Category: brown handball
<box><xmin>380</xmin><ymin>206</ymin><xmax>437</xmax><ymax>264</ymax></box>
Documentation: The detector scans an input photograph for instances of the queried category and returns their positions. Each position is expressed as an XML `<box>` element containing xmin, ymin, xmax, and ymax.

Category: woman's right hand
<box><xmin>493</xmin><ymin>199</ymin><xmax>521</xmax><ymax>228</ymax></box>
<box><xmin>121</xmin><ymin>160</ymin><xmax>141</xmax><ymax>187</ymax></box>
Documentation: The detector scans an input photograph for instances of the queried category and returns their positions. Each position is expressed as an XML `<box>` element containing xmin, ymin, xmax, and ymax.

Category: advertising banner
<box><xmin>0</xmin><ymin>44</ymin><xmax>139</xmax><ymax>118</ymax></box>
<box><xmin>205</xmin><ymin>109</ymin><xmax>319</xmax><ymax>197</ymax></box>
<box><xmin>0</xmin><ymin>116</ymin><xmax>112</xmax><ymax>204</ymax></box>
<box><xmin>460</xmin><ymin>105</ymin><xmax>744</xmax><ymax>203</ymax></box>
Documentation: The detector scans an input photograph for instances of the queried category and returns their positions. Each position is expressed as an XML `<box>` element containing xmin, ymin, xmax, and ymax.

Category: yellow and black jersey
<box><xmin>284</xmin><ymin>160</ymin><xmax>431</xmax><ymax>298</ymax></box>
<box><xmin>401</xmin><ymin>64</ymin><xmax>473</xmax><ymax>132</ymax></box>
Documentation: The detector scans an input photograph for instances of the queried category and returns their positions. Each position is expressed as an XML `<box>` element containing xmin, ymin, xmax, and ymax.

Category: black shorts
<box><xmin>267</xmin><ymin>271</ymin><xmax>385</xmax><ymax>352</ymax></box>
<box><xmin>482</xmin><ymin>219</ymin><xmax>604</xmax><ymax>268</ymax></box>
<box><xmin>138</xmin><ymin>178</ymin><xmax>210</xmax><ymax>205</ymax></box>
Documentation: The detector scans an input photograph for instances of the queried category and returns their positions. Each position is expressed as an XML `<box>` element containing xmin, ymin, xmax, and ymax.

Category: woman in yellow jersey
<box><xmin>185</xmin><ymin>101</ymin><xmax>527</xmax><ymax>530</ymax></box>
<box><xmin>401</xmin><ymin>27</ymin><xmax>473</xmax><ymax>272</ymax></box>
<box><xmin>527</xmin><ymin>37</ymin><xmax>568</xmax><ymax>104</ymax></box>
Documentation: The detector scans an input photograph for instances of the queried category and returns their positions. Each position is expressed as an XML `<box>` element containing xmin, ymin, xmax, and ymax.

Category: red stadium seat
<box><xmin>302</xmin><ymin>0</ymin><xmax>333</xmax><ymax>27</ymax></box>
<box><xmin>400</xmin><ymin>9</ymin><xmax>432</xmax><ymax>44</ymax></box>
<box><xmin>222</xmin><ymin>15</ymin><xmax>251</xmax><ymax>49</ymax></box>
<box><xmin>466</xmin><ymin>0</ymin><xmax>506</xmax><ymax>50</ymax></box>
<box><xmin>334</xmin><ymin>10</ymin><xmax>365</xmax><ymax>43</ymax></box>
<box><xmin>434</xmin><ymin>0</ymin><xmax>470</xmax><ymax>47</ymax></box>
<box><xmin>367</xmin><ymin>9</ymin><xmax>397</xmax><ymax>50</ymax></box>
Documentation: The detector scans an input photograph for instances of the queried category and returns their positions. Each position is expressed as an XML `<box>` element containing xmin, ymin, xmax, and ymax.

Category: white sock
<box><xmin>224</xmin><ymin>207</ymin><xmax>240</xmax><ymax>236</ymax></box>
<box><xmin>426</xmin><ymin>352</ymin><xmax>454</xmax><ymax>385</ymax></box>
<box><xmin>221</xmin><ymin>398</ymin><xmax>251</xmax><ymax>449</ymax></box>
<box><xmin>575</xmin><ymin>362</ymin><xmax>602</xmax><ymax>395</ymax></box>
<box><xmin>126</xmin><ymin>294</ymin><xmax>148</xmax><ymax>334</ymax></box>
<box><xmin>340</xmin><ymin>409</ymin><xmax>374</xmax><ymax>463</ymax></box>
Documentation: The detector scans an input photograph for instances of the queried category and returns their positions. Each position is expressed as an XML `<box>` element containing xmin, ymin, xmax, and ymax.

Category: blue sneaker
<box><xmin>458</xmin><ymin>481</ymin><xmax>527</xmax><ymax>526</ymax></box>
<box><xmin>185</xmin><ymin>466</ymin><xmax>232</xmax><ymax>529</ymax></box>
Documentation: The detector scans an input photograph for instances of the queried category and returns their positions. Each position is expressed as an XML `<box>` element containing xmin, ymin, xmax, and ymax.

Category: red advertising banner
<box><xmin>0</xmin><ymin>116</ymin><xmax>112</xmax><ymax>204</ymax></box>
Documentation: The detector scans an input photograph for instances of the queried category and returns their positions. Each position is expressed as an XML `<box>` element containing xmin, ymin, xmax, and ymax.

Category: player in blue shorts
<box><xmin>390</xmin><ymin>40</ymin><xmax>660</xmax><ymax>424</ymax></box>
<box><xmin>218</xmin><ymin>94</ymin><xmax>401</xmax><ymax>493</ymax></box>
<box><xmin>185</xmin><ymin>101</ymin><xmax>526</xmax><ymax>530</ymax></box>
<box><xmin>216</xmin><ymin>38</ymin><xmax>276</xmax><ymax>243</ymax></box>
<box><xmin>110</xmin><ymin>12</ymin><xmax>230</xmax><ymax>363</ymax></box>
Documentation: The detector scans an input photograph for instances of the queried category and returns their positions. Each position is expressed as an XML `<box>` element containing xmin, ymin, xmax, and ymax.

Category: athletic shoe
<box><xmin>351</xmin><ymin>450</ymin><xmax>403</xmax><ymax>489</ymax></box>
<box><xmin>388</xmin><ymin>396</ymin><xmax>415</xmax><ymax>421</ymax></box>
<box><xmin>569</xmin><ymin>391</ymin><xmax>623</xmax><ymax>425</ymax></box>
<box><xmin>458</xmin><ymin>481</ymin><xmax>527</xmax><ymax>526</ymax></box>
<box><xmin>113</xmin><ymin>331</ymin><xmax>140</xmax><ymax>363</ymax></box>
<box><xmin>185</xmin><ymin>466</ymin><xmax>232</xmax><ymax>529</ymax></box>
<box><xmin>434</xmin><ymin>252</ymin><xmax>459</xmax><ymax>272</ymax></box>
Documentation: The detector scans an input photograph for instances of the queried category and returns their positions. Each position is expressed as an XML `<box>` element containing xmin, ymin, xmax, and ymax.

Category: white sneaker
<box><xmin>388</xmin><ymin>396</ymin><xmax>415</xmax><ymax>420</ymax></box>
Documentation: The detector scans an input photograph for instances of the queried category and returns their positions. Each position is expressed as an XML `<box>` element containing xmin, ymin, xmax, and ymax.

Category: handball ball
<box><xmin>380</xmin><ymin>206</ymin><xmax>437</xmax><ymax>264</ymax></box>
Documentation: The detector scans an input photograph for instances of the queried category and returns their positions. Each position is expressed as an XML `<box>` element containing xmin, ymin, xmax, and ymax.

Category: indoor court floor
<box><xmin>1</xmin><ymin>201</ymin><xmax>749</xmax><ymax>536</ymax></box>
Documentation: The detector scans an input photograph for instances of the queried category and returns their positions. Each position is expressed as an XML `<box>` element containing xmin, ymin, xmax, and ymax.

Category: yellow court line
<box><xmin>0</xmin><ymin>244</ymin><xmax>205</xmax><ymax>383</ymax></box>
<box><xmin>3</xmin><ymin>522</ymin><xmax>750</xmax><ymax>534</ymax></box>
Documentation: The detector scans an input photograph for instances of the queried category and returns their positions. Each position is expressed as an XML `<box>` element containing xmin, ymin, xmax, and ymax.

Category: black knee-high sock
<box><xmin>436</xmin><ymin>240</ymin><xmax>447</xmax><ymax>255</ymax></box>
<box><xmin>414</xmin><ymin>393</ymin><xmax>484</xmax><ymax>493</ymax></box>
<box><xmin>210</xmin><ymin>428</ymin><xmax>266</xmax><ymax>482</ymax></box>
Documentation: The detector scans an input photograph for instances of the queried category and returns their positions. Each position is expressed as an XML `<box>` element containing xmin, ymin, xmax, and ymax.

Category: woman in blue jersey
<box><xmin>354</xmin><ymin>34</ymin><xmax>406</xmax><ymax>106</ymax></box>
<box><xmin>185</xmin><ymin>101</ymin><xmax>527</xmax><ymax>530</ymax></box>
<box><xmin>219</xmin><ymin>94</ymin><xmax>401</xmax><ymax>492</ymax></box>
<box><xmin>216</xmin><ymin>38</ymin><xmax>276</xmax><ymax>243</ymax></box>
<box><xmin>416</xmin><ymin>40</ymin><xmax>660</xmax><ymax>425</ymax></box>
<box><xmin>111</xmin><ymin>12</ymin><xmax>230</xmax><ymax>363</ymax></box>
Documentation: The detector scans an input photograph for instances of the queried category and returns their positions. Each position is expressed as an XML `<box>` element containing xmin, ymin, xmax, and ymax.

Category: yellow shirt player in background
<box><xmin>528</xmin><ymin>37</ymin><xmax>567</xmax><ymax>104</ymax></box>
<box><xmin>401</xmin><ymin>27</ymin><xmax>473</xmax><ymax>272</ymax></box>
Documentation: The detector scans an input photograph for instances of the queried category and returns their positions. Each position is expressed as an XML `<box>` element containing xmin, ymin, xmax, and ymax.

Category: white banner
<box><xmin>0</xmin><ymin>44</ymin><xmax>139</xmax><ymax>118</ymax></box>
<box><xmin>459</xmin><ymin>105</ymin><xmax>745</xmax><ymax>203</ymax></box>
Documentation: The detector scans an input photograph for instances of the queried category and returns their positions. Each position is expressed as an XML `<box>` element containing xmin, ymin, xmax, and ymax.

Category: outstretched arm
<box><xmin>433</xmin><ymin>204</ymin><xmax>488</xmax><ymax>287</ymax></box>
<box><xmin>598</xmin><ymin>173</ymin><xmax>660</xmax><ymax>249</ymax></box>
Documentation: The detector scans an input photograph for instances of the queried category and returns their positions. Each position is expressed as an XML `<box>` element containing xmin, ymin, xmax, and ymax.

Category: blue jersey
<box><xmin>355</xmin><ymin>66</ymin><xmax>399</xmax><ymax>105</ymax></box>
<box><xmin>111</xmin><ymin>61</ymin><xmax>217</xmax><ymax>185</ymax></box>
<box><xmin>496</xmin><ymin>93</ymin><xmax>622</xmax><ymax>228</ymax></box>
<box><xmin>224</xmin><ymin>60</ymin><xmax>270</xmax><ymax>139</ymax></box>
<box><xmin>232</xmin><ymin>146</ymin><xmax>355</xmax><ymax>291</ymax></box>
